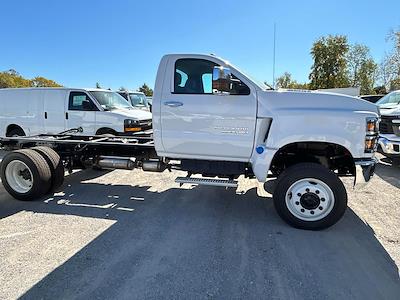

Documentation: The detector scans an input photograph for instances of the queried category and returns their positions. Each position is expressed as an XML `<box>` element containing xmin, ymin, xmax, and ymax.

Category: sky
<box><xmin>1</xmin><ymin>0</ymin><xmax>399</xmax><ymax>90</ymax></box>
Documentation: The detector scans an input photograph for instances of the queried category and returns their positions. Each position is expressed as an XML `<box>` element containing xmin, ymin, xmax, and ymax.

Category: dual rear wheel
<box><xmin>0</xmin><ymin>147</ymin><xmax>64</xmax><ymax>200</ymax></box>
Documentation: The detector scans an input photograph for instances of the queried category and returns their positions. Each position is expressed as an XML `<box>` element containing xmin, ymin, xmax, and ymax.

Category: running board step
<box><xmin>175</xmin><ymin>177</ymin><xmax>238</xmax><ymax>188</ymax></box>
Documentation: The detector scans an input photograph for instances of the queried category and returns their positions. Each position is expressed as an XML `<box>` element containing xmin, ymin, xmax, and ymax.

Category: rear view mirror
<box><xmin>212</xmin><ymin>66</ymin><xmax>231</xmax><ymax>95</ymax></box>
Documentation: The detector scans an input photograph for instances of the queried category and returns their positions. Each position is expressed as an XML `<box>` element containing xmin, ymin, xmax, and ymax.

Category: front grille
<box><xmin>394</xmin><ymin>144</ymin><xmax>400</xmax><ymax>152</ymax></box>
<box><xmin>379</xmin><ymin>116</ymin><xmax>397</xmax><ymax>134</ymax></box>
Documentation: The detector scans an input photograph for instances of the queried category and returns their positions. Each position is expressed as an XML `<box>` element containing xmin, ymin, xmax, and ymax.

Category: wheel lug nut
<box><xmin>310</xmin><ymin>211</ymin><xmax>315</xmax><ymax>215</ymax></box>
<box><xmin>315</xmin><ymin>190</ymin><xmax>319</xmax><ymax>194</ymax></box>
<box><xmin>297</xmin><ymin>193</ymin><xmax>302</xmax><ymax>197</ymax></box>
<box><xmin>319</xmin><ymin>206</ymin><xmax>323</xmax><ymax>210</ymax></box>
<box><xmin>321</xmin><ymin>198</ymin><xmax>325</xmax><ymax>202</ymax></box>
<box><xmin>295</xmin><ymin>201</ymin><xmax>299</xmax><ymax>205</ymax></box>
<box><xmin>301</xmin><ymin>209</ymin><xmax>305</xmax><ymax>212</ymax></box>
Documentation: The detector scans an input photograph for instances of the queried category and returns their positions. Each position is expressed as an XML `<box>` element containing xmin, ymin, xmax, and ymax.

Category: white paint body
<box><xmin>0</xmin><ymin>88</ymin><xmax>152</xmax><ymax>136</ymax></box>
<box><xmin>152</xmin><ymin>54</ymin><xmax>379</xmax><ymax>182</ymax></box>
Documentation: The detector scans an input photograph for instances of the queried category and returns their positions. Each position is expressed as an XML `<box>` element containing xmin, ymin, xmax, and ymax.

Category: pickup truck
<box><xmin>377</xmin><ymin>90</ymin><xmax>400</xmax><ymax>164</ymax></box>
<box><xmin>0</xmin><ymin>54</ymin><xmax>379</xmax><ymax>230</ymax></box>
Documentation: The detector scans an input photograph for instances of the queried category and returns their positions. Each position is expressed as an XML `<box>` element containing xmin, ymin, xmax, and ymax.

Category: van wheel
<box><xmin>7</xmin><ymin>128</ymin><xmax>25</xmax><ymax>137</ymax></box>
<box><xmin>96</xmin><ymin>128</ymin><xmax>116</xmax><ymax>136</ymax></box>
<box><xmin>273</xmin><ymin>163</ymin><xmax>347</xmax><ymax>230</ymax></box>
<box><xmin>0</xmin><ymin>149</ymin><xmax>52</xmax><ymax>200</ymax></box>
<box><xmin>31</xmin><ymin>146</ymin><xmax>64</xmax><ymax>191</ymax></box>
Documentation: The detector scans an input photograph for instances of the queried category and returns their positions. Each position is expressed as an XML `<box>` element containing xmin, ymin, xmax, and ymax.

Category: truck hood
<box><xmin>257</xmin><ymin>90</ymin><xmax>379</xmax><ymax>117</ymax></box>
<box><xmin>108</xmin><ymin>108</ymin><xmax>152</xmax><ymax>120</ymax></box>
<box><xmin>378</xmin><ymin>105</ymin><xmax>400</xmax><ymax>116</ymax></box>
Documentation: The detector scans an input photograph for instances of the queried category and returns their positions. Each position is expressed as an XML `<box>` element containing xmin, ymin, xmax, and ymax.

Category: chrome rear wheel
<box><xmin>5</xmin><ymin>160</ymin><xmax>33</xmax><ymax>194</ymax></box>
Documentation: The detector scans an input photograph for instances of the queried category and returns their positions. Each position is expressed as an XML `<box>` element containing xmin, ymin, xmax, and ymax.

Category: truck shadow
<box><xmin>375</xmin><ymin>160</ymin><xmax>400</xmax><ymax>189</ymax></box>
<box><xmin>0</xmin><ymin>170</ymin><xmax>399</xmax><ymax>299</ymax></box>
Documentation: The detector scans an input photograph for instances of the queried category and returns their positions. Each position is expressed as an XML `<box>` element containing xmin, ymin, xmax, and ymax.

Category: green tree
<box><xmin>379</xmin><ymin>28</ymin><xmax>400</xmax><ymax>91</ymax></box>
<box><xmin>0</xmin><ymin>69</ymin><xmax>31</xmax><ymax>88</ymax></box>
<box><xmin>275</xmin><ymin>72</ymin><xmax>309</xmax><ymax>89</ymax></box>
<box><xmin>138</xmin><ymin>83</ymin><xmax>153</xmax><ymax>96</ymax></box>
<box><xmin>309</xmin><ymin>35</ymin><xmax>350</xmax><ymax>89</ymax></box>
<box><xmin>0</xmin><ymin>70</ymin><xmax>61</xmax><ymax>88</ymax></box>
<box><xmin>30</xmin><ymin>76</ymin><xmax>62</xmax><ymax>87</ymax></box>
<box><xmin>373</xmin><ymin>85</ymin><xmax>387</xmax><ymax>95</ymax></box>
<box><xmin>347</xmin><ymin>44</ymin><xmax>377</xmax><ymax>94</ymax></box>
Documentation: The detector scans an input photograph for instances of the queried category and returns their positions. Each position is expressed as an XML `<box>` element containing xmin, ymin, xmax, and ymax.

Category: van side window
<box><xmin>68</xmin><ymin>92</ymin><xmax>97</xmax><ymax>111</ymax></box>
<box><xmin>174</xmin><ymin>59</ymin><xmax>217</xmax><ymax>94</ymax></box>
<box><xmin>174</xmin><ymin>58</ymin><xmax>250</xmax><ymax>95</ymax></box>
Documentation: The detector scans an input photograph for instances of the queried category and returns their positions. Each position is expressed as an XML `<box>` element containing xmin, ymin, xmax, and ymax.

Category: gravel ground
<box><xmin>0</xmin><ymin>150</ymin><xmax>399</xmax><ymax>299</ymax></box>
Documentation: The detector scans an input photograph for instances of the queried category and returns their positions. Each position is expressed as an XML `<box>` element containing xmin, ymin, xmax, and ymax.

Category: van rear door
<box><xmin>43</xmin><ymin>90</ymin><xmax>67</xmax><ymax>134</ymax></box>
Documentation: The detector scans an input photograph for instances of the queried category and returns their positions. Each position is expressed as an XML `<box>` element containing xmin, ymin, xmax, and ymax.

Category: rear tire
<box><xmin>31</xmin><ymin>146</ymin><xmax>64</xmax><ymax>191</ymax></box>
<box><xmin>0</xmin><ymin>149</ymin><xmax>52</xmax><ymax>200</ymax></box>
<box><xmin>273</xmin><ymin>163</ymin><xmax>347</xmax><ymax>230</ymax></box>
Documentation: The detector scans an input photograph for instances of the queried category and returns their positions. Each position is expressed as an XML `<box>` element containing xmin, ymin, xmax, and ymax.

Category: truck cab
<box><xmin>152</xmin><ymin>54</ymin><xmax>378</xmax><ymax>179</ymax></box>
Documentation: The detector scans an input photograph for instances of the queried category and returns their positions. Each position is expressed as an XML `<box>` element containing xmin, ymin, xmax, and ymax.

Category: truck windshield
<box><xmin>90</xmin><ymin>91</ymin><xmax>133</xmax><ymax>110</ymax></box>
<box><xmin>129</xmin><ymin>93</ymin><xmax>149</xmax><ymax>108</ymax></box>
<box><xmin>376</xmin><ymin>91</ymin><xmax>400</xmax><ymax>108</ymax></box>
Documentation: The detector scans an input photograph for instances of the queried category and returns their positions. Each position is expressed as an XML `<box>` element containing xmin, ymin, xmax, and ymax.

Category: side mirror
<box><xmin>212</xmin><ymin>66</ymin><xmax>232</xmax><ymax>95</ymax></box>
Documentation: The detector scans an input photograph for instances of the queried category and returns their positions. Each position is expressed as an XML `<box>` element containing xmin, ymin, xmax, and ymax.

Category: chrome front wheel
<box><xmin>285</xmin><ymin>178</ymin><xmax>335</xmax><ymax>222</ymax></box>
<box><xmin>273</xmin><ymin>163</ymin><xmax>347</xmax><ymax>230</ymax></box>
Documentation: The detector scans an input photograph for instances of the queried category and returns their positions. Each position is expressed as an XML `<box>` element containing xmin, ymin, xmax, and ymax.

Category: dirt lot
<box><xmin>0</xmin><ymin>150</ymin><xmax>399</xmax><ymax>299</ymax></box>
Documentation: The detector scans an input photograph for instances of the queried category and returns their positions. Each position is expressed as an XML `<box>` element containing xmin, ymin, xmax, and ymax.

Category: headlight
<box><xmin>365</xmin><ymin>117</ymin><xmax>379</xmax><ymax>153</ymax></box>
<box><xmin>366</xmin><ymin>117</ymin><xmax>379</xmax><ymax>134</ymax></box>
<box><xmin>124</xmin><ymin>119</ymin><xmax>141</xmax><ymax>132</ymax></box>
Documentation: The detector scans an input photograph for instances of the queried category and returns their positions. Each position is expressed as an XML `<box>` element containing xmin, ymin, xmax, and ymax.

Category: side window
<box><xmin>230</xmin><ymin>74</ymin><xmax>251</xmax><ymax>95</ymax></box>
<box><xmin>174</xmin><ymin>59</ymin><xmax>216</xmax><ymax>94</ymax></box>
<box><xmin>173</xmin><ymin>58</ymin><xmax>250</xmax><ymax>95</ymax></box>
<box><xmin>68</xmin><ymin>92</ymin><xmax>97</xmax><ymax>111</ymax></box>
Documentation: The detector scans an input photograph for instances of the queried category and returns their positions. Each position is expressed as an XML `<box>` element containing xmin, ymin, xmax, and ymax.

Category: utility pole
<box><xmin>272</xmin><ymin>23</ymin><xmax>276</xmax><ymax>89</ymax></box>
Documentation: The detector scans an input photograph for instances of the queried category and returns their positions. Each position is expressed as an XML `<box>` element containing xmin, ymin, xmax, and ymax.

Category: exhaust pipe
<box><xmin>142</xmin><ymin>160</ymin><xmax>167</xmax><ymax>172</ymax></box>
<box><xmin>96</xmin><ymin>156</ymin><xmax>136</xmax><ymax>170</ymax></box>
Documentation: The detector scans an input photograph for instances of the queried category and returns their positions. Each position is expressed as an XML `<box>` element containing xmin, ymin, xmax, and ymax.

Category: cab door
<box><xmin>160</xmin><ymin>58</ymin><xmax>257</xmax><ymax>160</ymax></box>
<box><xmin>66</xmin><ymin>91</ymin><xmax>97</xmax><ymax>135</ymax></box>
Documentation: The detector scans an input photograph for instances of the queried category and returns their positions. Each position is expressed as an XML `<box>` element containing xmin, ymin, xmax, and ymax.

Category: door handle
<box><xmin>164</xmin><ymin>101</ymin><xmax>183</xmax><ymax>107</ymax></box>
<box><xmin>45</xmin><ymin>112</ymin><xmax>47</xmax><ymax>119</ymax></box>
<box><xmin>65</xmin><ymin>112</ymin><xmax>69</xmax><ymax>120</ymax></box>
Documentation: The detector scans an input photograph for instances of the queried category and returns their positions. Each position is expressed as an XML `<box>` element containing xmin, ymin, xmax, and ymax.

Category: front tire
<box><xmin>273</xmin><ymin>163</ymin><xmax>347</xmax><ymax>230</ymax></box>
<box><xmin>0</xmin><ymin>149</ymin><xmax>52</xmax><ymax>200</ymax></box>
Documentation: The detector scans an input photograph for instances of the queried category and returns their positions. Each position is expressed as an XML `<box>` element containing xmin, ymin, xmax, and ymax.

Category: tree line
<box><xmin>0</xmin><ymin>69</ymin><xmax>155</xmax><ymax>97</ymax></box>
<box><xmin>0</xmin><ymin>69</ymin><xmax>62</xmax><ymax>88</ymax></box>
<box><xmin>272</xmin><ymin>29</ymin><xmax>400</xmax><ymax>94</ymax></box>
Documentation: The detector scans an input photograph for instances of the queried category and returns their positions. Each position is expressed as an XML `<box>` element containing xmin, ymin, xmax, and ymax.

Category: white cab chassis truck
<box><xmin>0</xmin><ymin>54</ymin><xmax>379</xmax><ymax>230</ymax></box>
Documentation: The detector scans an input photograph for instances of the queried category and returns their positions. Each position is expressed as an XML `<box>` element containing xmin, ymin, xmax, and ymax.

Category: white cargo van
<box><xmin>0</xmin><ymin>88</ymin><xmax>152</xmax><ymax>137</ymax></box>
